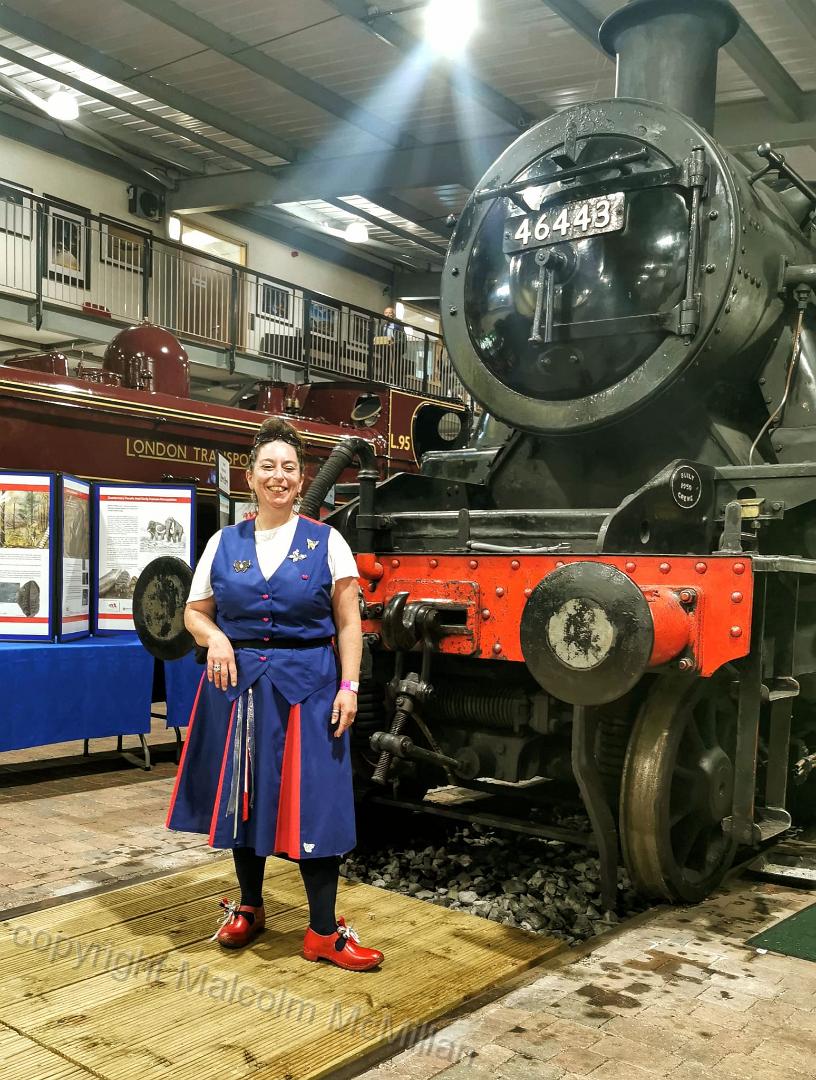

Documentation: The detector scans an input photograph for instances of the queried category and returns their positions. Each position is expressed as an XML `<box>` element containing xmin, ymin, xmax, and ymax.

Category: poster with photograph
<box><xmin>95</xmin><ymin>484</ymin><xmax>194</xmax><ymax>633</ymax></box>
<box><xmin>0</xmin><ymin>471</ymin><xmax>54</xmax><ymax>641</ymax></box>
<box><xmin>230</xmin><ymin>499</ymin><xmax>256</xmax><ymax>525</ymax></box>
<box><xmin>58</xmin><ymin>475</ymin><xmax>91</xmax><ymax>641</ymax></box>
<box><xmin>44</xmin><ymin>199</ymin><xmax>90</xmax><ymax>288</ymax></box>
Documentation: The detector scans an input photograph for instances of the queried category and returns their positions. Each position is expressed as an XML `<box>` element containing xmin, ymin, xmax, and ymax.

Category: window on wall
<box><xmin>169</xmin><ymin>216</ymin><xmax>246</xmax><ymax>265</ymax></box>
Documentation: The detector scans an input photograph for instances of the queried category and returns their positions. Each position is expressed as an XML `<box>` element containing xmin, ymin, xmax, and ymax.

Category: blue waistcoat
<box><xmin>212</xmin><ymin>515</ymin><xmax>334</xmax><ymax>641</ymax></box>
<box><xmin>210</xmin><ymin>515</ymin><xmax>337</xmax><ymax>705</ymax></box>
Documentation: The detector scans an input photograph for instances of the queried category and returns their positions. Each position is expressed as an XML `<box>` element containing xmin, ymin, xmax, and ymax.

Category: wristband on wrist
<box><xmin>340</xmin><ymin>679</ymin><xmax>359</xmax><ymax>693</ymax></box>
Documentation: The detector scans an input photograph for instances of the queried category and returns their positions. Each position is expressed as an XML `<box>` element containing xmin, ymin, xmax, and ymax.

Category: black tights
<box><xmin>231</xmin><ymin>846</ymin><xmax>340</xmax><ymax>936</ymax></box>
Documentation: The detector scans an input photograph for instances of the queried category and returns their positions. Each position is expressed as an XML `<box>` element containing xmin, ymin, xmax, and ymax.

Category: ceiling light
<box><xmin>45</xmin><ymin>90</ymin><xmax>79</xmax><ymax>122</ymax></box>
<box><xmin>344</xmin><ymin>221</ymin><xmax>369</xmax><ymax>244</ymax></box>
<box><xmin>423</xmin><ymin>0</ymin><xmax>478</xmax><ymax>57</ymax></box>
<box><xmin>168</xmin><ymin>215</ymin><xmax>182</xmax><ymax>241</ymax></box>
<box><xmin>395</xmin><ymin>301</ymin><xmax>405</xmax><ymax>320</ymax></box>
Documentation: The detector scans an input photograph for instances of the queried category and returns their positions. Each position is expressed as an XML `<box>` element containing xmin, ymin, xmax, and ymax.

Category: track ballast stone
<box><xmin>340</xmin><ymin>818</ymin><xmax>646</xmax><ymax>943</ymax></box>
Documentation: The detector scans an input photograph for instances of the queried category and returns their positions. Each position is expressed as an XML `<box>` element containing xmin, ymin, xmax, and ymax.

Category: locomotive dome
<box><xmin>441</xmin><ymin>0</ymin><xmax>811</xmax><ymax>436</ymax></box>
<box><xmin>103</xmin><ymin>320</ymin><xmax>191</xmax><ymax>398</ymax></box>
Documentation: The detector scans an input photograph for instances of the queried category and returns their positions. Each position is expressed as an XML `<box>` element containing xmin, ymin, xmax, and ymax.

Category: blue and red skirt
<box><xmin>165</xmin><ymin>648</ymin><xmax>357</xmax><ymax>859</ymax></box>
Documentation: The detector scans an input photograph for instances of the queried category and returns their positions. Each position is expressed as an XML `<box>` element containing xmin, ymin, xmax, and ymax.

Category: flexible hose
<box><xmin>300</xmin><ymin>436</ymin><xmax>378</xmax><ymax>543</ymax></box>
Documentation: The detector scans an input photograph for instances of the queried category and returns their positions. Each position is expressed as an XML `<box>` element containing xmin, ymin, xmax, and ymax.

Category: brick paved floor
<box><xmin>1</xmin><ymin>724</ymin><xmax>814</xmax><ymax>1080</ymax></box>
<box><xmin>354</xmin><ymin>873</ymin><xmax>816</xmax><ymax>1080</ymax></box>
<box><xmin>0</xmin><ymin>714</ymin><xmax>224</xmax><ymax>913</ymax></box>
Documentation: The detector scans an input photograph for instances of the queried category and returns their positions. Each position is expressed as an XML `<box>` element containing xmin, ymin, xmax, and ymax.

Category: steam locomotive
<box><xmin>324</xmin><ymin>0</ymin><xmax>816</xmax><ymax>907</ymax></box>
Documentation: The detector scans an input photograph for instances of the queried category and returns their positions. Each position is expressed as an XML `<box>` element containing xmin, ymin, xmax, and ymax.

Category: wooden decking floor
<box><xmin>0</xmin><ymin>854</ymin><xmax>561</xmax><ymax>1080</ymax></box>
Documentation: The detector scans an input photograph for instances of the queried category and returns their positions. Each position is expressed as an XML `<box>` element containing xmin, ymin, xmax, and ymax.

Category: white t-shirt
<box><xmin>188</xmin><ymin>517</ymin><xmax>359</xmax><ymax>602</ymax></box>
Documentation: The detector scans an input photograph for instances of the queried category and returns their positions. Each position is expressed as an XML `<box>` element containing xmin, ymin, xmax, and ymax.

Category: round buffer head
<box><xmin>132</xmin><ymin>555</ymin><xmax>194</xmax><ymax>660</ymax></box>
<box><xmin>520</xmin><ymin>562</ymin><xmax>654</xmax><ymax>706</ymax></box>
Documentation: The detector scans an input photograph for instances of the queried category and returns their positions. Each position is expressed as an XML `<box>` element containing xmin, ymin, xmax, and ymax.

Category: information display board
<box><xmin>94</xmin><ymin>484</ymin><xmax>194</xmax><ymax>633</ymax></box>
<box><xmin>217</xmin><ymin>451</ymin><xmax>230</xmax><ymax>529</ymax></box>
<box><xmin>0</xmin><ymin>471</ymin><xmax>55</xmax><ymax>641</ymax></box>
<box><xmin>57</xmin><ymin>474</ymin><xmax>91</xmax><ymax>641</ymax></box>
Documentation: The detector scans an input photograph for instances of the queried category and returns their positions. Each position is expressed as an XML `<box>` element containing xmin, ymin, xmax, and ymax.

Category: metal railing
<box><xmin>0</xmin><ymin>187</ymin><xmax>465</xmax><ymax>401</ymax></box>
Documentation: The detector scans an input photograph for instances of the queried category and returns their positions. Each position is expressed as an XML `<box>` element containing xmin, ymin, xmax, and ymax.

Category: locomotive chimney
<box><xmin>599</xmin><ymin>0</ymin><xmax>739</xmax><ymax>132</ymax></box>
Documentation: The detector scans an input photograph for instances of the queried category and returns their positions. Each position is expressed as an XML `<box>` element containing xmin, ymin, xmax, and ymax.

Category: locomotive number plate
<box><xmin>503</xmin><ymin>191</ymin><xmax>626</xmax><ymax>254</ymax></box>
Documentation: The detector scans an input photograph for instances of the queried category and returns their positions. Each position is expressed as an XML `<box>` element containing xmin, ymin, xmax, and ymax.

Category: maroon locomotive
<box><xmin>0</xmin><ymin>320</ymin><xmax>469</xmax><ymax>538</ymax></box>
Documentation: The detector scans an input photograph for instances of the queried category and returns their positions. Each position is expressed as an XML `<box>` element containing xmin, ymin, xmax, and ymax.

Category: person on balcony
<box><xmin>165</xmin><ymin>416</ymin><xmax>383</xmax><ymax>972</ymax></box>
<box><xmin>374</xmin><ymin>306</ymin><xmax>406</xmax><ymax>379</ymax></box>
<box><xmin>382</xmin><ymin>305</ymin><xmax>397</xmax><ymax>340</ymax></box>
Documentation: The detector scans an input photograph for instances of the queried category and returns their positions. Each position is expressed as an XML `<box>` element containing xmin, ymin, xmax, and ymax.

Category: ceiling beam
<box><xmin>542</xmin><ymin>0</ymin><xmax>804</xmax><ymax>124</ymax></box>
<box><xmin>169</xmin><ymin>133</ymin><xmax>514</xmax><ymax>211</ymax></box>
<box><xmin>0</xmin><ymin>77</ymin><xmax>174</xmax><ymax>186</ymax></box>
<box><xmin>328</xmin><ymin>197</ymin><xmax>447</xmax><ymax>258</ymax></box>
<box><xmin>171</xmin><ymin>89</ymin><xmax>816</xmax><ymax>215</ymax></box>
<box><xmin>539</xmin><ymin>0</ymin><xmax>602</xmax><ymax>48</ymax></box>
<box><xmin>394</xmin><ymin>269</ymin><xmax>441</xmax><ymax>301</ymax></box>
<box><xmin>327</xmin><ymin>0</ymin><xmax>536</xmax><ymax>132</ymax></box>
<box><xmin>726</xmin><ymin>19</ymin><xmax>804</xmax><ymax>123</ymax></box>
<box><xmin>786</xmin><ymin>0</ymin><xmax>816</xmax><ymax>43</ymax></box>
<box><xmin>0</xmin><ymin>64</ymin><xmax>207</xmax><ymax>176</ymax></box>
<box><xmin>217</xmin><ymin>209</ymin><xmax>394</xmax><ymax>285</ymax></box>
<box><xmin>715</xmin><ymin>91</ymin><xmax>816</xmax><ymax>149</ymax></box>
<box><xmin>0</xmin><ymin>40</ymin><xmax>276</xmax><ymax>176</ymax></box>
<box><xmin>250</xmin><ymin>201</ymin><xmax>430</xmax><ymax>270</ymax></box>
<box><xmin>119</xmin><ymin>0</ymin><xmax>414</xmax><ymax>149</ymax></box>
<box><xmin>226</xmin><ymin>200</ymin><xmax>430</xmax><ymax>271</ymax></box>
<box><xmin>0</xmin><ymin>3</ymin><xmax>299</xmax><ymax>163</ymax></box>
<box><xmin>0</xmin><ymin>105</ymin><xmax>159</xmax><ymax>188</ymax></box>
<box><xmin>358</xmin><ymin>192</ymin><xmax>453</xmax><ymax>240</ymax></box>
<box><xmin>66</xmin><ymin>110</ymin><xmax>206</xmax><ymax>175</ymax></box>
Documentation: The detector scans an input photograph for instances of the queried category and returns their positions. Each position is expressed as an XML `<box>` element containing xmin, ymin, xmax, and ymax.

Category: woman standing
<box><xmin>166</xmin><ymin>417</ymin><xmax>383</xmax><ymax>971</ymax></box>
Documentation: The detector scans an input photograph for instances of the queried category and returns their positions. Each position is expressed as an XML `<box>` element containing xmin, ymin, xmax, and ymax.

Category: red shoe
<box><xmin>210</xmin><ymin>897</ymin><xmax>265</xmax><ymax>949</ymax></box>
<box><xmin>302</xmin><ymin>916</ymin><xmax>384</xmax><ymax>971</ymax></box>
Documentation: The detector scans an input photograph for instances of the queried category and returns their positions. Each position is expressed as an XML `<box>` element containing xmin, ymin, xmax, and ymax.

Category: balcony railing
<box><xmin>0</xmin><ymin>188</ymin><xmax>465</xmax><ymax>401</ymax></box>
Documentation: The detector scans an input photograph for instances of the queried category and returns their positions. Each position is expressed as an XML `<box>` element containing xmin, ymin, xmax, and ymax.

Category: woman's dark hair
<box><xmin>249</xmin><ymin>417</ymin><xmax>305</xmax><ymax>472</ymax></box>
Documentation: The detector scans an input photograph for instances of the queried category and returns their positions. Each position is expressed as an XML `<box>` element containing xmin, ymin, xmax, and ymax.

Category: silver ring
<box><xmin>212</xmin><ymin>662</ymin><xmax>222</xmax><ymax>672</ymax></box>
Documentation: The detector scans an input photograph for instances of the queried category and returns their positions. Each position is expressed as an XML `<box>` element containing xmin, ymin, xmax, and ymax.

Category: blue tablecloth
<box><xmin>0</xmin><ymin>634</ymin><xmax>154</xmax><ymax>752</ymax></box>
<box><xmin>164</xmin><ymin>651</ymin><xmax>204</xmax><ymax>729</ymax></box>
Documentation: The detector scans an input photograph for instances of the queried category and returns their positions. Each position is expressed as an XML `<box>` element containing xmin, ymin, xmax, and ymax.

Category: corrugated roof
<box><xmin>0</xmin><ymin>0</ymin><xmax>812</xmax><ymax>267</ymax></box>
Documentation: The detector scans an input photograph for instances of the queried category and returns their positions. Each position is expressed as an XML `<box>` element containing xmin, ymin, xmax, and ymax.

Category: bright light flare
<box><xmin>344</xmin><ymin>221</ymin><xmax>369</xmax><ymax>244</ymax></box>
<box><xmin>45</xmin><ymin>90</ymin><xmax>79</xmax><ymax>122</ymax></box>
<box><xmin>423</xmin><ymin>0</ymin><xmax>479</xmax><ymax>57</ymax></box>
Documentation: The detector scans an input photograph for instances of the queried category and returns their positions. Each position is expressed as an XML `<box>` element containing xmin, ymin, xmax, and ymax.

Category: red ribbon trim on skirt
<box><xmin>274</xmin><ymin>703</ymin><xmax>302</xmax><ymax>858</ymax></box>
<box><xmin>164</xmin><ymin>671</ymin><xmax>206</xmax><ymax>829</ymax></box>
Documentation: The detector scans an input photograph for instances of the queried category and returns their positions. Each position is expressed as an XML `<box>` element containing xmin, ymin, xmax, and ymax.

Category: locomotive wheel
<box><xmin>620</xmin><ymin>675</ymin><xmax>738</xmax><ymax>903</ymax></box>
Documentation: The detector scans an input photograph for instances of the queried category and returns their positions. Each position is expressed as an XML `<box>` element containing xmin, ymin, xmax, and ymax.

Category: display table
<box><xmin>0</xmin><ymin>635</ymin><xmax>154</xmax><ymax>767</ymax></box>
<box><xmin>163</xmin><ymin>651</ymin><xmax>204</xmax><ymax>757</ymax></box>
